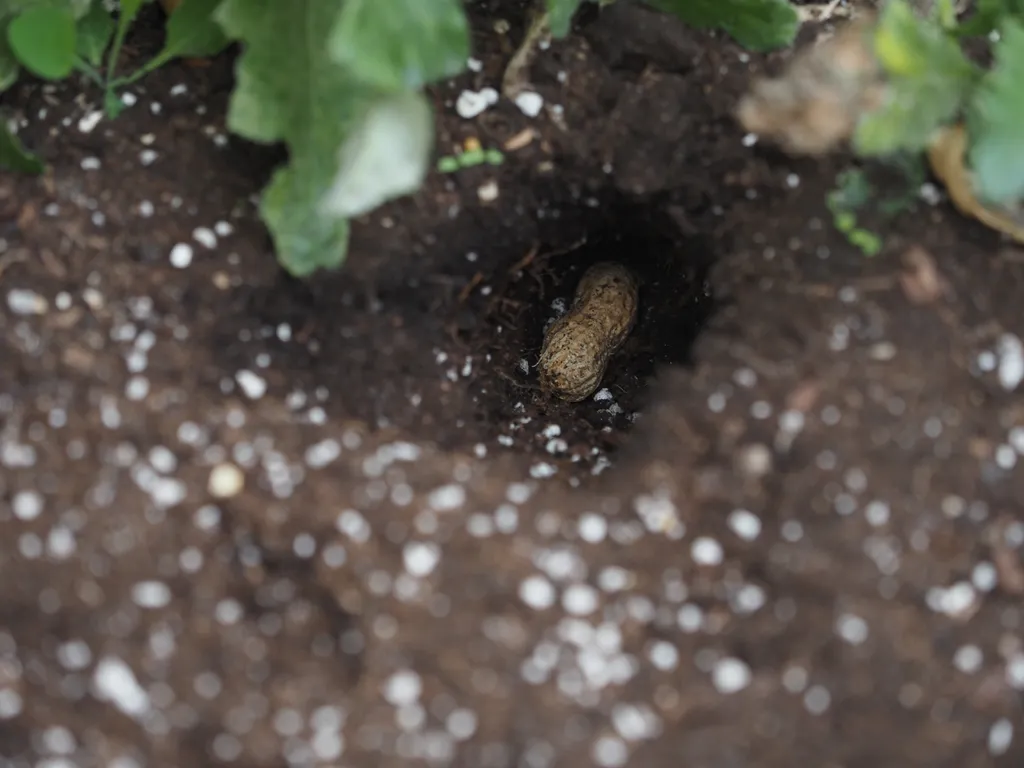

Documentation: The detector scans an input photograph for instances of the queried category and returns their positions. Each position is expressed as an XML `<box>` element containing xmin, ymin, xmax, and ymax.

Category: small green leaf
<box><xmin>833</xmin><ymin>210</ymin><xmax>856</xmax><ymax>232</ymax></box>
<box><xmin>76</xmin><ymin>2</ymin><xmax>116</xmax><ymax>67</ymax></box>
<box><xmin>934</xmin><ymin>0</ymin><xmax>958</xmax><ymax>29</ymax></box>
<box><xmin>0</xmin><ymin>118</ymin><xmax>43</xmax><ymax>173</ymax></box>
<box><xmin>460</xmin><ymin>146</ymin><xmax>485</xmax><ymax>166</ymax></box>
<box><xmin>849</xmin><ymin>228</ymin><xmax>882</xmax><ymax>256</ymax></box>
<box><xmin>967</xmin><ymin>19</ymin><xmax>1024</xmax><ymax>205</ymax></box>
<box><xmin>829</xmin><ymin>168</ymin><xmax>873</xmax><ymax>212</ymax></box>
<box><xmin>645</xmin><ymin>0</ymin><xmax>798</xmax><ymax>51</ymax></box>
<box><xmin>216</xmin><ymin>0</ymin><xmax>376</xmax><ymax>275</ymax></box>
<box><xmin>956</xmin><ymin>0</ymin><xmax>1024</xmax><ymax>36</ymax></box>
<box><xmin>159</xmin><ymin>0</ymin><xmax>229</xmax><ymax>60</ymax></box>
<box><xmin>855</xmin><ymin>0</ymin><xmax>978</xmax><ymax>155</ymax></box>
<box><xmin>437</xmin><ymin>155</ymin><xmax>459</xmax><ymax>173</ymax></box>
<box><xmin>7</xmin><ymin>6</ymin><xmax>78</xmax><ymax>80</ymax></box>
<box><xmin>329</xmin><ymin>0</ymin><xmax>469</xmax><ymax>91</ymax></box>
<box><xmin>547</xmin><ymin>0</ymin><xmax>585</xmax><ymax>37</ymax></box>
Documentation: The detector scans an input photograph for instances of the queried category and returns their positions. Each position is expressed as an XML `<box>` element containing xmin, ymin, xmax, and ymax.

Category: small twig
<box><xmin>797</xmin><ymin>0</ymin><xmax>850</xmax><ymax>23</ymax></box>
<box><xmin>508</xmin><ymin>243</ymin><xmax>540</xmax><ymax>275</ymax></box>
<box><xmin>539</xmin><ymin>236</ymin><xmax>588</xmax><ymax>262</ymax></box>
<box><xmin>502</xmin><ymin>8</ymin><xmax>550</xmax><ymax>98</ymax></box>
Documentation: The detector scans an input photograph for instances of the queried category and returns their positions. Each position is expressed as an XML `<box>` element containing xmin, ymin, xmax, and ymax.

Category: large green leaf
<box><xmin>0</xmin><ymin>0</ymin><xmax>95</xmax><ymax>89</ymax></box>
<box><xmin>7</xmin><ymin>5</ymin><xmax>77</xmax><ymax>79</ymax></box>
<box><xmin>216</xmin><ymin>0</ymin><xmax>371</xmax><ymax>275</ymax></box>
<box><xmin>0</xmin><ymin>19</ymin><xmax>19</xmax><ymax>92</ymax></box>
<box><xmin>645</xmin><ymin>0</ymin><xmax>798</xmax><ymax>51</ymax></box>
<box><xmin>320</xmin><ymin>90</ymin><xmax>434</xmax><ymax>219</ymax></box>
<box><xmin>855</xmin><ymin>0</ymin><xmax>978</xmax><ymax>155</ymax></box>
<box><xmin>329</xmin><ymin>0</ymin><xmax>468</xmax><ymax>91</ymax></box>
<box><xmin>0</xmin><ymin>0</ymin><xmax>92</xmax><ymax>18</ymax></box>
<box><xmin>967</xmin><ymin>18</ymin><xmax>1024</xmax><ymax>204</ymax></box>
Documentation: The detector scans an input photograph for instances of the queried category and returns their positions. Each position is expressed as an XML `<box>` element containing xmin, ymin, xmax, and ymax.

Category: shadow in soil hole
<box><xmin>480</xmin><ymin>198</ymin><xmax>718</xmax><ymax>452</ymax></box>
<box><xmin>214</xmin><ymin>196</ymin><xmax>717</xmax><ymax>466</ymax></box>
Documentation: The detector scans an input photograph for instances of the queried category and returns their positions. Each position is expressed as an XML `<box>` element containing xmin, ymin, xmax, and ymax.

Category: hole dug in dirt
<box><xmin>228</xmin><ymin>200</ymin><xmax>717</xmax><ymax>484</ymax></box>
<box><xmin>467</xmin><ymin>200</ymin><xmax>717</xmax><ymax>477</ymax></box>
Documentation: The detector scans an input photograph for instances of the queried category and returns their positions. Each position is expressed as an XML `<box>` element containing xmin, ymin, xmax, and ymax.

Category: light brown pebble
<box><xmin>208</xmin><ymin>463</ymin><xmax>244</xmax><ymax>498</ymax></box>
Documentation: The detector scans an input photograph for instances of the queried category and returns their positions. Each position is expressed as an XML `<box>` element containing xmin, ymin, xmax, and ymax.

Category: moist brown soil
<box><xmin>3</xmin><ymin>2</ymin><xmax>1024</xmax><ymax>767</ymax></box>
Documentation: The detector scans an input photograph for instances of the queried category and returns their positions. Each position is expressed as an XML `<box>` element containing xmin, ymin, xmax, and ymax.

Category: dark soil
<box><xmin>3</xmin><ymin>2</ymin><xmax>1024</xmax><ymax>767</ymax></box>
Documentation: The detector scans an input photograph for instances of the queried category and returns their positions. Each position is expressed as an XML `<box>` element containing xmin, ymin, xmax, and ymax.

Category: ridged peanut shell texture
<box><xmin>538</xmin><ymin>262</ymin><xmax>639</xmax><ymax>402</ymax></box>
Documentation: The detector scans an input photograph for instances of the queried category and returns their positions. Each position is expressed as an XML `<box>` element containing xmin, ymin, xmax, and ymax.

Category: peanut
<box><xmin>537</xmin><ymin>262</ymin><xmax>639</xmax><ymax>402</ymax></box>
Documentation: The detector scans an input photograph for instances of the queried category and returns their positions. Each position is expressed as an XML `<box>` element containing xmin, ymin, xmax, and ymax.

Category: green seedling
<box><xmin>437</xmin><ymin>146</ymin><xmax>504</xmax><ymax>173</ymax></box>
<box><xmin>826</xmin><ymin>155</ymin><xmax>928</xmax><ymax>258</ymax></box>
<box><xmin>827</xmin><ymin>168</ymin><xmax>884</xmax><ymax>257</ymax></box>
<box><xmin>0</xmin><ymin>0</ymin><xmax>229</xmax><ymax>123</ymax></box>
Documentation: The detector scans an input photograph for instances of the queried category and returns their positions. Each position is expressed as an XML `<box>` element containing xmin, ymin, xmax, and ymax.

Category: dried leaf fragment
<box><xmin>737</xmin><ymin>15</ymin><xmax>886</xmax><ymax>156</ymax></box>
<box><xmin>927</xmin><ymin>124</ymin><xmax>1024</xmax><ymax>244</ymax></box>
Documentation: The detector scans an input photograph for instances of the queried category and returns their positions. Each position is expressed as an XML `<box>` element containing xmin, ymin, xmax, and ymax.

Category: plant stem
<box><xmin>502</xmin><ymin>8</ymin><xmax>550</xmax><ymax>98</ymax></box>
<box><xmin>75</xmin><ymin>58</ymin><xmax>106</xmax><ymax>88</ymax></box>
<box><xmin>106</xmin><ymin>7</ymin><xmax>139</xmax><ymax>89</ymax></box>
<box><xmin>109</xmin><ymin>52</ymin><xmax>171</xmax><ymax>89</ymax></box>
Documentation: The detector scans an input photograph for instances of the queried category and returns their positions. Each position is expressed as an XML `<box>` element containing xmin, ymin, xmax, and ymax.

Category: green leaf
<box><xmin>329</xmin><ymin>0</ymin><xmax>469</xmax><ymax>91</ymax></box>
<box><xmin>7</xmin><ymin>5</ymin><xmax>77</xmax><ymax>79</ymax></box>
<box><xmin>0</xmin><ymin>117</ymin><xmax>43</xmax><ymax>173</ymax></box>
<box><xmin>319</xmin><ymin>90</ymin><xmax>434</xmax><ymax>219</ymax></box>
<box><xmin>829</xmin><ymin>168</ymin><xmax>873</xmax><ymax>213</ymax></box>
<box><xmin>155</xmin><ymin>0</ymin><xmax>229</xmax><ymax>62</ymax></box>
<box><xmin>956</xmin><ymin>0</ymin><xmax>1024</xmax><ymax>36</ymax></box>
<box><xmin>118</xmin><ymin>0</ymin><xmax>145</xmax><ymax>18</ymax></box>
<box><xmin>217</xmin><ymin>0</ymin><xmax>374</xmax><ymax>275</ymax></box>
<box><xmin>855</xmin><ymin>0</ymin><xmax>978</xmax><ymax>155</ymax></box>
<box><xmin>116</xmin><ymin>0</ymin><xmax>228</xmax><ymax>82</ymax></box>
<box><xmin>966</xmin><ymin>19</ymin><xmax>1024</xmax><ymax>205</ymax></box>
<box><xmin>260</xmin><ymin>163</ymin><xmax>352</xmax><ymax>277</ymax></box>
<box><xmin>0</xmin><ymin>21</ymin><xmax>19</xmax><ymax>92</ymax></box>
<box><xmin>0</xmin><ymin>0</ymin><xmax>92</xmax><ymax>19</ymax></box>
<box><xmin>548</xmin><ymin>0</ymin><xmax>584</xmax><ymax>37</ymax></box>
<box><xmin>934</xmin><ymin>0</ymin><xmax>958</xmax><ymax>29</ymax></box>
<box><xmin>76</xmin><ymin>1</ymin><xmax>115</xmax><ymax>67</ymax></box>
<box><xmin>645</xmin><ymin>0</ymin><xmax>799</xmax><ymax>51</ymax></box>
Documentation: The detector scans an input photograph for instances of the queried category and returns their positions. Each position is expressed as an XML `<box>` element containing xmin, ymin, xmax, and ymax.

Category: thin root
<box><xmin>458</xmin><ymin>272</ymin><xmax>485</xmax><ymax>304</ymax></box>
<box><xmin>496</xmin><ymin>369</ymin><xmax>544</xmax><ymax>392</ymax></box>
